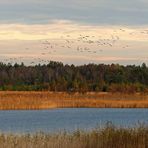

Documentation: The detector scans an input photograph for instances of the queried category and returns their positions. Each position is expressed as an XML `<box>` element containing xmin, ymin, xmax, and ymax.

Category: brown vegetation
<box><xmin>0</xmin><ymin>91</ymin><xmax>148</xmax><ymax>110</ymax></box>
<box><xmin>0</xmin><ymin>124</ymin><xmax>148</xmax><ymax>148</ymax></box>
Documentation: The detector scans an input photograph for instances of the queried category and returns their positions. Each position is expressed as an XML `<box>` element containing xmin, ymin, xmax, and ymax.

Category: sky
<box><xmin>0</xmin><ymin>0</ymin><xmax>148</xmax><ymax>65</ymax></box>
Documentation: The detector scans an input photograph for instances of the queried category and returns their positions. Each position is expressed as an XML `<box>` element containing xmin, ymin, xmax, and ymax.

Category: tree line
<box><xmin>0</xmin><ymin>61</ymin><xmax>147</xmax><ymax>93</ymax></box>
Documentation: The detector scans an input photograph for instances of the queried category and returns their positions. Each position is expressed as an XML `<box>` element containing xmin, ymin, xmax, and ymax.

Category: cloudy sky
<box><xmin>0</xmin><ymin>0</ymin><xmax>148</xmax><ymax>65</ymax></box>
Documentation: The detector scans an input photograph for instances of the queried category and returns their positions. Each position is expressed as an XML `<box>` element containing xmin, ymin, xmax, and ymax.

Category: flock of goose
<box><xmin>1</xmin><ymin>28</ymin><xmax>148</xmax><ymax>65</ymax></box>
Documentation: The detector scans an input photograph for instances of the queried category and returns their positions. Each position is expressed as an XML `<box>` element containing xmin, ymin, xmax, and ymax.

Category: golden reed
<box><xmin>0</xmin><ymin>125</ymin><xmax>148</xmax><ymax>148</ymax></box>
<box><xmin>0</xmin><ymin>91</ymin><xmax>147</xmax><ymax>110</ymax></box>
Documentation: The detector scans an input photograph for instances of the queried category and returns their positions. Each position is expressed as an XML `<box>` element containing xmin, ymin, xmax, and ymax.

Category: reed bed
<box><xmin>0</xmin><ymin>124</ymin><xmax>148</xmax><ymax>148</ymax></box>
<box><xmin>0</xmin><ymin>91</ymin><xmax>147</xmax><ymax>110</ymax></box>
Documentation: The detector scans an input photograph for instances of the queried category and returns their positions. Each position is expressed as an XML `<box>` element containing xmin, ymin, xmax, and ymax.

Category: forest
<box><xmin>0</xmin><ymin>61</ymin><xmax>147</xmax><ymax>93</ymax></box>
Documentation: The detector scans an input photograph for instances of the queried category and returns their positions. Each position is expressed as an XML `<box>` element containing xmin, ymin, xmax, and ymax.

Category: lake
<box><xmin>0</xmin><ymin>108</ymin><xmax>148</xmax><ymax>133</ymax></box>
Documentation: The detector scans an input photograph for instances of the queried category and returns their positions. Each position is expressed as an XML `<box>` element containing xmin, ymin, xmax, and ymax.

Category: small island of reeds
<box><xmin>0</xmin><ymin>91</ymin><xmax>147</xmax><ymax>110</ymax></box>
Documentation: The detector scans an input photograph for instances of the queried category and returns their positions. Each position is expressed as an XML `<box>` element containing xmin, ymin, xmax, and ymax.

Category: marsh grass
<box><xmin>0</xmin><ymin>124</ymin><xmax>148</xmax><ymax>148</ymax></box>
<box><xmin>0</xmin><ymin>91</ymin><xmax>148</xmax><ymax>109</ymax></box>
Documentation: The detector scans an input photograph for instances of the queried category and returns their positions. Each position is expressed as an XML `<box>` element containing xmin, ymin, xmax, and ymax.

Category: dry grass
<box><xmin>0</xmin><ymin>91</ymin><xmax>148</xmax><ymax>110</ymax></box>
<box><xmin>0</xmin><ymin>124</ymin><xmax>148</xmax><ymax>148</ymax></box>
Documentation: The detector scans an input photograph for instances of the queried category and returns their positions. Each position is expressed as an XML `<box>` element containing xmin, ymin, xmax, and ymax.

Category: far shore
<box><xmin>0</xmin><ymin>91</ymin><xmax>148</xmax><ymax>110</ymax></box>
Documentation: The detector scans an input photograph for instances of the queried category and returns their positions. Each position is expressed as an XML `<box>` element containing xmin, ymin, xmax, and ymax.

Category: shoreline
<box><xmin>0</xmin><ymin>91</ymin><xmax>148</xmax><ymax>110</ymax></box>
<box><xmin>0</xmin><ymin>125</ymin><xmax>147</xmax><ymax>147</ymax></box>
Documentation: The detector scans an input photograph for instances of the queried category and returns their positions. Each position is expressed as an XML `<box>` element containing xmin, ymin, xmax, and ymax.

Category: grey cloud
<box><xmin>0</xmin><ymin>0</ymin><xmax>148</xmax><ymax>25</ymax></box>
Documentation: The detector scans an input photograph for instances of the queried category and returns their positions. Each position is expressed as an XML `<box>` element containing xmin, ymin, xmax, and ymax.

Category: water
<box><xmin>0</xmin><ymin>108</ymin><xmax>148</xmax><ymax>133</ymax></box>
